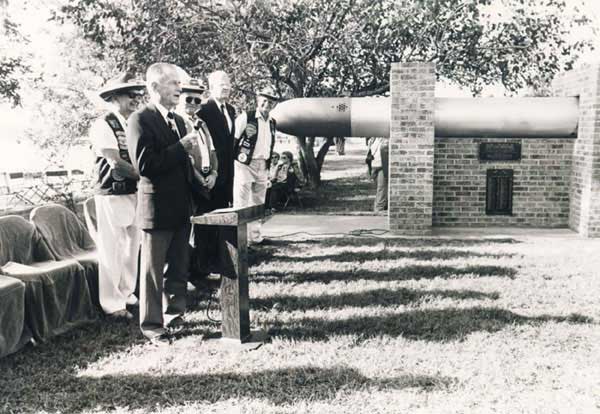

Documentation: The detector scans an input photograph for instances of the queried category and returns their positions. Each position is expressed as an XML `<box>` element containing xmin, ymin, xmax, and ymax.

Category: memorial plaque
<box><xmin>486</xmin><ymin>169</ymin><xmax>513</xmax><ymax>215</ymax></box>
<box><xmin>479</xmin><ymin>142</ymin><xmax>521</xmax><ymax>161</ymax></box>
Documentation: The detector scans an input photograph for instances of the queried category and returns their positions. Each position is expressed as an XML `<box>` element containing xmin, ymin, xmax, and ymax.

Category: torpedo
<box><xmin>270</xmin><ymin>97</ymin><xmax>579</xmax><ymax>138</ymax></box>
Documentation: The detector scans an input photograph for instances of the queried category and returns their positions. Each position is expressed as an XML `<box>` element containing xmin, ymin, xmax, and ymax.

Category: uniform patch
<box><xmin>246</xmin><ymin>124</ymin><xmax>257</xmax><ymax>137</ymax></box>
<box><xmin>111</xmin><ymin>170</ymin><xmax>125</xmax><ymax>181</ymax></box>
<box><xmin>107</xmin><ymin>119</ymin><xmax>121</xmax><ymax>130</ymax></box>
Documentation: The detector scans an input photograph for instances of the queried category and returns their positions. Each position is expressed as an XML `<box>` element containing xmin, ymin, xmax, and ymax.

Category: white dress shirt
<box><xmin>234</xmin><ymin>110</ymin><xmax>273</xmax><ymax>160</ymax></box>
<box><xmin>90</xmin><ymin>110</ymin><xmax>128</xmax><ymax>155</ymax></box>
<box><xmin>154</xmin><ymin>102</ymin><xmax>179</xmax><ymax>137</ymax></box>
<box><xmin>370</xmin><ymin>138</ymin><xmax>383</xmax><ymax>168</ymax></box>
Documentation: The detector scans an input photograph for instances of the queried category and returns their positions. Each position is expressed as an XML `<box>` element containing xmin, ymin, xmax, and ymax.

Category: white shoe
<box><xmin>126</xmin><ymin>294</ymin><xmax>139</xmax><ymax>307</ymax></box>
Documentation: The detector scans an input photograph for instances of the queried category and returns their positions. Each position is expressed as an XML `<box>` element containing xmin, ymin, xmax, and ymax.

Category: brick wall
<box><xmin>386</xmin><ymin>62</ymin><xmax>600</xmax><ymax>234</ymax></box>
<box><xmin>553</xmin><ymin>64</ymin><xmax>600</xmax><ymax>237</ymax></box>
<box><xmin>433</xmin><ymin>138</ymin><xmax>573</xmax><ymax>227</ymax></box>
<box><xmin>388</xmin><ymin>62</ymin><xmax>435</xmax><ymax>235</ymax></box>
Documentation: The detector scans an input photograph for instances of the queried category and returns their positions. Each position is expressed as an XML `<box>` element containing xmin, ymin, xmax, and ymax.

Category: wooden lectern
<box><xmin>190</xmin><ymin>204</ymin><xmax>266</xmax><ymax>347</ymax></box>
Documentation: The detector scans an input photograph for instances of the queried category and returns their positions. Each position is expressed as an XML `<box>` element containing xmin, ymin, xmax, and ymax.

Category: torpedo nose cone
<box><xmin>271</xmin><ymin>98</ymin><xmax>352</xmax><ymax>137</ymax></box>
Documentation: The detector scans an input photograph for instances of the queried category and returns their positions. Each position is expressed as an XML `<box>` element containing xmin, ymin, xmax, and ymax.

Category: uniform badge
<box><xmin>107</xmin><ymin>119</ymin><xmax>121</xmax><ymax>129</ymax></box>
<box><xmin>111</xmin><ymin>170</ymin><xmax>125</xmax><ymax>181</ymax></box>
<box><xmin>238</xmin><ymin>153</ymin><xmax>248</xmax><ymax>163</ymax></box>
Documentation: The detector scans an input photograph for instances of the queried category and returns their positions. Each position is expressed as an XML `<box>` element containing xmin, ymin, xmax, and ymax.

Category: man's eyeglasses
<box><xmin>186</xmin><ymin>97</ymin><xmax>202</xmax><ymax>105</ymax></box>
<box><xmin>127</xmin><ymin>92</ymin><xmax>144</xmax><ymax>99</ymax></box>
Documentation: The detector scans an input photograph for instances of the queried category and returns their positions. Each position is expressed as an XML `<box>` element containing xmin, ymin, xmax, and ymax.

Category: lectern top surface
<box><xmin>190</xmin><ymin>204</ymin><xmax>265</xmax><ymax>226</ymax></box>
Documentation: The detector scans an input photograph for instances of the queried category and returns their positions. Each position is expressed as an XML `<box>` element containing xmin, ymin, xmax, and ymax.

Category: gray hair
<box><xmin>146</xmin><ymin>62</ymin><xmax>179</xmax><ymax>89</ymax></box>
<box><xmin>207</xmin><ymin>70</ymin><xmax>230</xmax><ymax>89</ymax></box>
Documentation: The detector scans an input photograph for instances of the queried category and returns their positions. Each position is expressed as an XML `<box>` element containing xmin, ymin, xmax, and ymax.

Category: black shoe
<box><xmin>166</xmin><ymin>295</ymin><xmax>187</xmax><ymax>315</ymax></box>
<box><xmin>192</xmin><ymin>277</ymin><xmax>220</xmax><ymax>292</ymax></box>
<box><xmin>166</xmin><ymin>314</ymin><xmax>185</xmax><ymax>328</ymax></box>
<box><xmin>107</xmin><ymin>309</ymin><xmax>134</xmax><ymax>321</ymax></box>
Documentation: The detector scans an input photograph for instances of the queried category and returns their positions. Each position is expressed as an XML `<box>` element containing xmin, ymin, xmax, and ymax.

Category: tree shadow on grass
<box><xmin>83</xmin><ymin>367</ymin><xmax>456</xmax><ymax>412</ymax></box>
<box><xmin>3</xmin><ymin>365</ymin><xmax>456</xmax><ymax>413</ymax></box>
<box><xmin>249</xmin><ymin>237</ymin><xmax>521</xmax><ymax>266</ymax></box>
<box><xmin>251</xmin><ymin>287</ymin><xmax>500</xmax><ymax>312</ymax></box>
<box><xmin>252</xmin><ymin>264</ymin><xmax>517</xmax><ymax>284</ymax></box>
<box><xmin>267</xmin><ymin>307</ymin><xmax>593</xmax><ymax>343</ymax></box>
<box><xmin>0</xmin><ymin>312</ymin><xmax>217</xmax><ymax>404</ymax></box>
<box><xmin>259</xmin><ymin>249</ymin><xmax>517</xmax><ymax>264</ymax></box>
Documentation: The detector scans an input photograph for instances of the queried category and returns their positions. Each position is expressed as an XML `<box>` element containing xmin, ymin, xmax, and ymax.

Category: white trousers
<box><xmin>95</xmin><ymin>194</ymin><xmax>140</xmax><ymax>314</ymax></box>
<box><xmin>233</xmin><ymin>159</ymin><xmax>269</xmax><ymax>242</ymax></box>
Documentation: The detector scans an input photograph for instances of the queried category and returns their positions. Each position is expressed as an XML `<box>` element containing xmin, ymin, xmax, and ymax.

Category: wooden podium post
<box><xmin>191</xmin><ymin>205</ymin><xmax>266</xmax><ymax>347</ymax></box>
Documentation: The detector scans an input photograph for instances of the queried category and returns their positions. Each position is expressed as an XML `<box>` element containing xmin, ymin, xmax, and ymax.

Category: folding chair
<box><xmin>282</xmin><ymin>173</ymin><xmax>303</xmax><ymax>209</ymax></box>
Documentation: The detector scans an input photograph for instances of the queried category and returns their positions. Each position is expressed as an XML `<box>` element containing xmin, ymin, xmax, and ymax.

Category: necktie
<box><xmin>167</xmin><ymin>111</ymin><xmax>180</xmax><ymax>138</ymax></box>
<box><xmin>221</xmin><ymin>104</ymin><xmax>231</xmax><ymax>133</ymax></box>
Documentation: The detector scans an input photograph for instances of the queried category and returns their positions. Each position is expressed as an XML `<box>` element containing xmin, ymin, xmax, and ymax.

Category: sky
<box><xmin>0</xmin><ymin>0</ymin><xmax>599</xmax><ymax>172</ymax></box>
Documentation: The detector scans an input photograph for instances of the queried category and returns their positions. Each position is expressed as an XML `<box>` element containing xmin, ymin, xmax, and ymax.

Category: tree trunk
<box><xmin>295</xmin><ymin>136</ymin><xmax>321</xmax><ymax>188</ymax></box>
<box><xmin>293</xmin><ymin>136</ymin><xmax>336</xmax><ymax>188</ymax></box>
<box><xmin>316</xmin><ymin>137</ymin><xmax>335</xmax><ymax>171</ymax></box>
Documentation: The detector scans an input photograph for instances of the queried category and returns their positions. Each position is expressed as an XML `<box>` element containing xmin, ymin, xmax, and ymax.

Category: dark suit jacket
<box><xmin>196</xmin><ymin>98</ymin><xmax>236</xmax><ymax>207</ymax></box>
<box><xmin>127</xmin><ymin>103</ymin><xmax>196</xmax><ymax>230</ymax></box>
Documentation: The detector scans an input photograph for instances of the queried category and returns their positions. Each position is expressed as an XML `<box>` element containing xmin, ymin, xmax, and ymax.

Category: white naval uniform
<box><xmin>89</xmin><ymin>111</ymin><xmax>140</xmax><ymax>314</ymax></box>
<box><xmin>233</xmin><ymin>110</ymin><xmax>273</xmax><ymax>243</ymax></box>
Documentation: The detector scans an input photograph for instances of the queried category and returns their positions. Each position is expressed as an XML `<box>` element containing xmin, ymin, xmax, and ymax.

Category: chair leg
<box><xmin>283</xmin><ymin>194</ymin><xmax>291</xmax><ymax>209</ymax></box>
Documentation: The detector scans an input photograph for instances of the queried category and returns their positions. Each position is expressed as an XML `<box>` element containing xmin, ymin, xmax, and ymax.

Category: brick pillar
<box><xmin>553</xmin><ymin>64</ymin><xmax>600</xmax><ymax>237</ymax></box>
<box><xmin>388</xmin><ymin>62</ymin><xmax>435</xmax><ymax>235</ymax></box>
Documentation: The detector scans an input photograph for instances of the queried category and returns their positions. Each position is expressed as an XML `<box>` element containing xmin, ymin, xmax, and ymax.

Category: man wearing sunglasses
<box><xmin>176</xmin><ymin>78</ymin><xmax>218</xmax><ymax>194</ymax></box>
<box><xmin>89</xmin><ymin>73</ymin><xmax>146</xmax><ymax>320</ymax></box>
<box><xmin>177</xmin><ymin>79</ymin><xmax>219</xmax><ymax>191</ymax></box>
<box><xmin>177</xmin><ymin>77</ymin><xmax>221</xmax><ymax>294</ymax></box>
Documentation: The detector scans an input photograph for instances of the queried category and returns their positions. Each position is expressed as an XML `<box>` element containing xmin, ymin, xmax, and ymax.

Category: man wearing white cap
<box><xmin>233</xmin><ymin>86</ymin><xmax>279</xmax><ymax>244</ymax></box>
<box><xmin>89</xmin><ymin>73</ymin><xmax>145</xmax><ymax>320</ymax></box>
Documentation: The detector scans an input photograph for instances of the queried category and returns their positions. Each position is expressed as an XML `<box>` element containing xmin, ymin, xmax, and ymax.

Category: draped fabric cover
<box><xmin>30</xmin><ymin>204</ymin><xmax>100</xmax><ymax>307</ymax></box>
<box><xmin>82</xmin><ymin>197</ymin><xmax>98</xmax><ymax>244</ymax></box>
<box><xmin>0</xmin><ymin>215</ymin><xmax>96</xmax><ymax>348</ymax></box>
<box><xmin>0</xmin><ymin>275</ymin><xmax>31</xmax><ymax>358</ymax></box>
<box><xmin>29</xmin><ymin>204</ymin><xmax>96</xmax><ymax>258</ymax></box>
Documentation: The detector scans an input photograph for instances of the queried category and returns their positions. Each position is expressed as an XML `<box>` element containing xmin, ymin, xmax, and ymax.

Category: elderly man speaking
<box><xmin>127</xmin><ymin>63</ymin><xmax>202</xmax><ymax>345</ymax></box>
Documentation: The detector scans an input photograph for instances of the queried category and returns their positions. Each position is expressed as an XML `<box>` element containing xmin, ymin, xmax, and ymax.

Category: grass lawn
<box><xmin>2</xmin><ymin>234</ymin><xmax>599</xmax><ymax>413</ymax></box>
<box><xmin>1</xmin><ymin>141</ymin><xmax>599</xmax><ymax>413</ymax></box>
<box><xmin>280</xmin><ymin>141</ymin><xmax>376</xmax><ymax>215</ymax></box>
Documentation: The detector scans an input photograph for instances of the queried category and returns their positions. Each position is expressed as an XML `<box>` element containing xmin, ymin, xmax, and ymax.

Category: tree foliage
<box><xmin>1</xmin><ymin>0</ymin><xmax>118</xmax><ymax>168</ymax></box>
<box><xmin>0</xmin><ymin>5</ymin><xmax>29</xmax><ymax>106</ymax></box>
<box><xmin>57</xmin><ymin>0</ymin><xmax>593</xmax><ymax>185</ymax></box>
